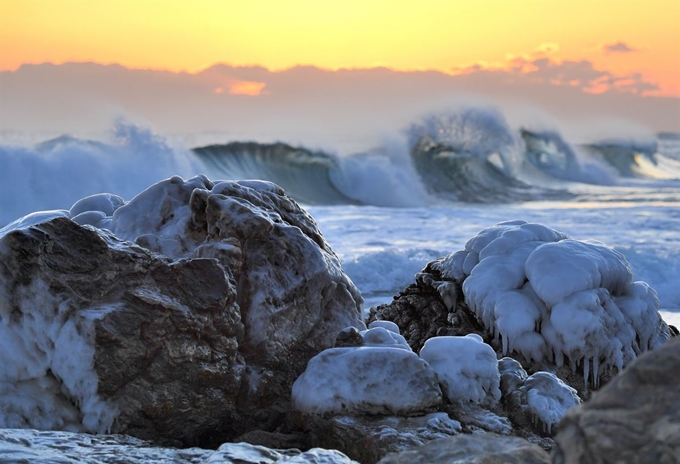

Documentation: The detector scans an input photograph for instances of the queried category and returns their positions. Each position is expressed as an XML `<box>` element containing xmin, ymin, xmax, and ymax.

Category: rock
<box><xmin>369</xmin><ymin>221</ymin><xmax>672</xmax><ymax>401</ymax></box>
<box><xmin>368</xmin><ymin>275</ymin><xmax>485</xmax><ymax>354</ymax></box>
<box><xmin>304</xmin><ymin>413</ymin><xmax>462</xmax><ymax>464</ymax></box>
<box><xmin>376</xmin><ymin>433</ymin><xmax>551</xmax><ymax>464</ymax></box>
<box><xmin>0</xmin><ymin>176</ymin><xmax>364</xmax><ymax>446</ymax></box>
<box><xmin>0</xmin><ymin>429</ymin><xmax>358</xmax><ymax>464</ymax></box>
<box><xmin>553</xmin><ymin>337</ymin><xmax>680</xmax><ymax>464</ymax></box>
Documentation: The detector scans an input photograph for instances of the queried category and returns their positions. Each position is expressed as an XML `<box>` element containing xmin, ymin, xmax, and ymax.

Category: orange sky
<box><xmin>1</xmin><ymin>0</ymin><xmax>679</xmax><ymax>96</ymax></box>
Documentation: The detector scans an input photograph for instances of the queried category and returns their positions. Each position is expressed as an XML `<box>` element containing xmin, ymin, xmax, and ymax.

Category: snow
<box><xmin>419</xmin><ymin>335</ymin><xmax>501</xmax><ymax>407</ymax></box>
<box><xmin>521</xmin><ymin>372</ymin><xmax>580</xmax><ymax>434</ymax></box>
<box><xmin>436</xmin><ymin>220</ymin><xmax>671</xmax><ymax>387</ymax></box>
<box><xmin>291</xmin><ymin>346</ymin><xmax>442</xmax><ymax>415</ymax></box>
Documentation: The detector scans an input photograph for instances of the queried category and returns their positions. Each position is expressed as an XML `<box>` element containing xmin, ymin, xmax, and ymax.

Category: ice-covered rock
<box><xmin>554</xmin><ymin>337</ymin><xmax>680</xmax><ymax>464</ymax></box>
<box><xmin>419</xmin><ymin>335</ymin><xmax>501</xmax><ymax>407</ymax></box>
<box><xmin>292</xmin><ymin>345</ymin><xmax>442</xmax><ymax>416</ymax></box>
<box><xmin>376</xmin><ymin>433</ymin><xmax>551</xmax><ymax>464</ymax></box>
<box><xmin>0</xmin><ymin>175</ymin><xmax>364</xmax><ymax>445</ymax></box>
<box><xmin>442</xmin><ymin>220</ymin><xmax>671</xmax><ymax>387</ymax></box>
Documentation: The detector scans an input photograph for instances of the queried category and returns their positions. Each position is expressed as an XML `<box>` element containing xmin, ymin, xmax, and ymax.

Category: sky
<box><xmin>0</xmin><ymin>0</ymin><xmax>679</xmax><ymax>140</ymax></box>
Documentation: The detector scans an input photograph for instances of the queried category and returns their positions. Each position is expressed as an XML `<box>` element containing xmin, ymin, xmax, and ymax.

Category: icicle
<box><xmin>554</xmin><ymin>349</ymin><xmax>564</xmax><ymax>368</ymax></box>
<box><xmin>502</xmin><ymin>333</ymin><xmax>508</xmax><ymax>355</ymax></box>
<box><xmin>583</xmin><ymin>356</ymin><xmax>590</xmax><ymax>389</ymax></box>
<box><xmin>593</xmin><ymin>356</ymin><xmax>600</xmax><ymax>389</ymax></box>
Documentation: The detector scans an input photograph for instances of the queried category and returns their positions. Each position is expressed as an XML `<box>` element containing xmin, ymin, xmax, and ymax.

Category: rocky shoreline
<box><xmin>0</xmin><ymin>176</ymin><xmax>677</xmax><ymax>463</ymax></box>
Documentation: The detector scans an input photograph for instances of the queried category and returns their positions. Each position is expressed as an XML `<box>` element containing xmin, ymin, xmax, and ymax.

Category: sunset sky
<box><xmin>2</xmin><ymin>0</ymin><xmax>679</xmax><ymax>96</ymax></box>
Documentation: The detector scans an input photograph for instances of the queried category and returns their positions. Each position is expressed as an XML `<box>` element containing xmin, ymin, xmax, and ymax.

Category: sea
<box><xmin>1</xmin><ymin>107</ymin><xmax>679</xmax><ymax>328</ymax></box>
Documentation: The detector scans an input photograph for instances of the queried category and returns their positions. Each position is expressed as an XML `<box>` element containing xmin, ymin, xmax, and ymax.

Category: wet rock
<box><xmin>304</xmin><ymin>413</ymin><xmax>462</xmax><ymax>464</ymax></box>
<box><xmin>554</xmin><ymin>337</ymin><xmax>680</xmax><ymax>464</ymax></box>
<box><xmin>376</xmin><ymin>433</ymin><xmax>551</xmax><ymax>464</ymax></box>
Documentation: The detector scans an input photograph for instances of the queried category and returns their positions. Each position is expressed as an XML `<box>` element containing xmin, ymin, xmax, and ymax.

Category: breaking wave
<box><xmin>2</xmin><ymin>107</ymin><xmax>679</xmax><ymax>227</ymax></box>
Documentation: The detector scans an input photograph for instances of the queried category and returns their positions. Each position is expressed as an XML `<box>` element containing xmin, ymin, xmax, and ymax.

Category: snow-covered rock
<box><xmin>419</xmin><ymin>335</ymin><xmax>501</xmax><ymax>407</ymax></box>
<box><xmin>0</xmin><ymin>175</ymin><xmax>364</xmax><ymax>445</ymax></box>
<box><xmin>292</xmin><ymin>345</ymin><xmax>442</xmax><ymax>416</ymax></box>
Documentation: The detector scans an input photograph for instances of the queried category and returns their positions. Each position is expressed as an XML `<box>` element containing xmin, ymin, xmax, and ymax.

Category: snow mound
<box><xmin>291</xmin><ymin>346</ymin><xmax>442</xmax><ymax>416</ymax></box>
<box><xmin>419</xmin><ymin>335</ymin><xmax>501</xmax><ymax>406</ymax></box>
<box><xmin>434</xmin><ymin>220</ymin><xmax>671</xmax><ymax>387</ymax></box>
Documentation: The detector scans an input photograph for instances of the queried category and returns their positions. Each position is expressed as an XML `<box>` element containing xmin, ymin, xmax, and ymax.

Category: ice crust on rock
<box><xmin>292</xmin><ymin>346</ymin><xmax>442</xmax><ymax>416</ymax></box>
<box><xmin>419</xmin><ymin>334</ymin><xmax>501</xmax><ymax>406</ymax></box>
<box><xmin>434</xmin><ymin>220</ymin><xmax>671</xmax><ymax>387</ymax></box>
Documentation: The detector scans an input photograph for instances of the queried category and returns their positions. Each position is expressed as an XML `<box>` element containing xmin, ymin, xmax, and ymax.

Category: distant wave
<box><xmin>194</xmin><ymin>142</ymin><xmax>357</xmax><ymax>205</ymax></box>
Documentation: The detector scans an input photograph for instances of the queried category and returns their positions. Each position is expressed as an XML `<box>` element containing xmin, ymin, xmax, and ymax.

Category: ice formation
<box><xmin>291</xmin><ymin>342</ymin><xmax>442</xmax><ymax>415</ymax></box>
<box><xmin>433</xmin><ymin>220</ymin><xmax>671</xmax><ymax>387</ymax></box>
<box><xmin>419</xmin><ymin>334</ymin><xmax>501</xmax><ymax>406</ymax></box>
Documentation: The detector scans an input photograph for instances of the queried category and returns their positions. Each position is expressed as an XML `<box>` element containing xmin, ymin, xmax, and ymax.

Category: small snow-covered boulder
<box><xmin>419</xmin><ymin>335</ymin><xmax>501</xmax><ymax>407</ymax></box>
<box><xmin>361</xmin><ymin>325</ymin><xmax>411</xmax><ymax>351</ymax></box>
<box><xmin>520</xmin><ymin>372</ymin><xmax>580</xmax><ymax>435</ymax></box>
<box><xmin>292</xmin><ymin>346</ymin><xmax>442</xmax><ymax>416</ymax></box>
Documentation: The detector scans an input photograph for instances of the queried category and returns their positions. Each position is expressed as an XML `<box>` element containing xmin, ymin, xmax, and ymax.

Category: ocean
<box><xmin>1</xmin><ymin>108</ymin><xmax>679</xmax><ymax>328</ymax></box>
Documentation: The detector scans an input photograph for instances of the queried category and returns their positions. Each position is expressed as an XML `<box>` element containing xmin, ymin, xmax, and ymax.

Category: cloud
<box><xmin>452</xmin><ymin>42</ymin><xmax>656</xmax><ymax>96</ymax></box>
<box><xmin>601</xmin><ymin>41</ymin><xmax>639</xmax><ymax>54</ymax></box>
<box><xmin>1</xmin><ymin>61</ymin><xmax>677</xmax><ymax>144</ymax></box>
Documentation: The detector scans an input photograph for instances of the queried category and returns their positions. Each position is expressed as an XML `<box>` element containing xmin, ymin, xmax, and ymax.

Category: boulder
<box><xmin>376</xmin><ymin>433</ymin><xmax>551</xmax><ymax>464</ymax></box>
<box><xmin>553</xmin><ymin>337</ymin><xmax>680</xmax><ymax>464</ymax></box>
<box><xmin>0</xmin><ymin>176</ymin><xmax>364</xmax><ymax>446</ymax></box>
